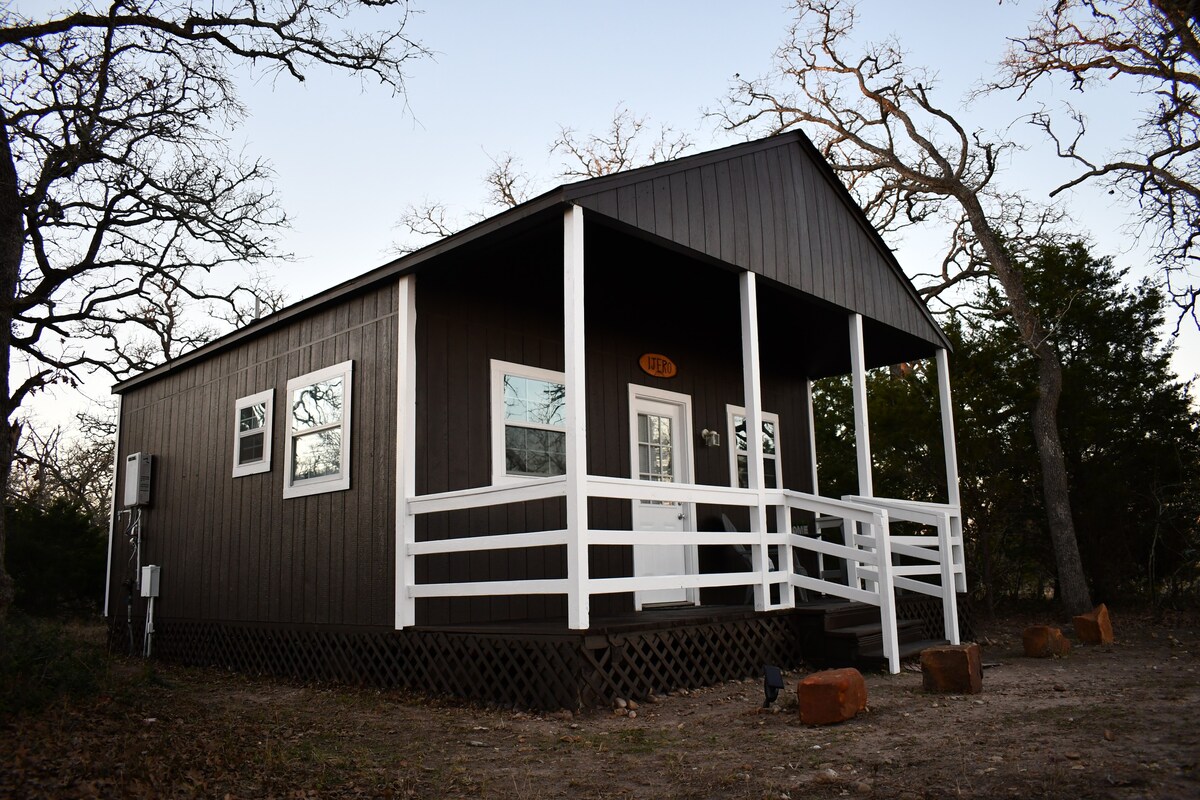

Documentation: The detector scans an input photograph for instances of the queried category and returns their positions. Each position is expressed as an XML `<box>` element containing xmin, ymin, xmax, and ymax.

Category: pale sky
<box><xmin>20</xmin><ymin>1</ymin><xmax>1200</xmax><ymax>420</ymax></box>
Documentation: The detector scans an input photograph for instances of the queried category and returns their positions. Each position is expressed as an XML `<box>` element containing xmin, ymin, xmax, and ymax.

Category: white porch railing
<box><xmin>401</xmin><ymin>477</ymin><xmax>965</xmax><ymax>674</ymax></box>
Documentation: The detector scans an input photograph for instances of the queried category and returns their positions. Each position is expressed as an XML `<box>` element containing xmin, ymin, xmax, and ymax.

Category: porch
<box><xmin>393</xmin><ymin>204</ymin><xmax>968</xmax><ymax>674</ymax></box>
<box><xmin>399</xmin><ymin>473</ymin><xmax>967</xmax><ymax>674</ymax></box>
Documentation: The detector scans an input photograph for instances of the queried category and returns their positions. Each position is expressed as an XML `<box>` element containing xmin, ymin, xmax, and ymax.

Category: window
<box><xmin>491</xmin><ymin>360</ymin><xmax>566</xmax><ymax>482</ymax></box>
<box><xmin>727</xmin><ymin>405</ymin><xmax>780</xmax><ymax>489</ymax></box>
<box><xmin>232</xmin><ymin>389</ymin><xmax>273</xmax><ymax>478</ymax></box>
<box><xmin>283</xmin><ymin>360</ymin><xmax>353</xmax><ymax>498</ymax></box>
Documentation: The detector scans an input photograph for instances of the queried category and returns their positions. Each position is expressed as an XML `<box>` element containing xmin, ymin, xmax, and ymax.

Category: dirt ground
<box><xmin>2</xmin><ymin>612</ymin><xmax>1198</xmax><ymax>799</ymax></box>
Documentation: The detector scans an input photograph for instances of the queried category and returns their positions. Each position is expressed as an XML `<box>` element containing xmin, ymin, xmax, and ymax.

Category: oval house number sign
<box><xmin>639</xmin><ymin>353</ymin><xmax>677</xmax><ymax>378</ymax></box>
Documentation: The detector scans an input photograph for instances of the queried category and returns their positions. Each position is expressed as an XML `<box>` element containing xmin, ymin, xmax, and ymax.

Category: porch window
<box><xmin>232</xmin><ymin>389</ymin><xmax>273</xmax><ymax>478</ymax></box>
<box><xmin>491</xmin><ymin>360</ymin><xmax>566</xmax><ymax>481</ymax></box>
<box><xmin>727</xmin><ymin>405</ymin><xmax>780</xmax><ymax>489</ymax></box>
<box><xmin>283</xmin><ymin>360</ymin><xmax>353</xmax><ymax>499</ymax></box>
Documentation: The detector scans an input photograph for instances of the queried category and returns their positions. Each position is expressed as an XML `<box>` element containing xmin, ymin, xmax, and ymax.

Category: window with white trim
<box><xmin>491</xmin><ymin>360</ymin><xmax>566</xmax><ymax>482</ymax></box>
<box><xmin>232</xmin><ymin>389</ymin><xmax>273</xmax><ymax>477</ymax></box>
<box><xmin>727</xmin><ymin>405</ymin><xmax>780</xmax><ymax>489</ymax></box>
<box><xmin>283</xmin><ymin>360</ymin><xmax>353</xmax><ymax>498</ymax></box>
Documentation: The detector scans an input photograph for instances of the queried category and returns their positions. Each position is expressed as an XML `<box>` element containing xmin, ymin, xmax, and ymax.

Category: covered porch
<box><xmin>394</xmin><ymin>205</ymin><xmax>967</xmax><ymax>675</ymax></box>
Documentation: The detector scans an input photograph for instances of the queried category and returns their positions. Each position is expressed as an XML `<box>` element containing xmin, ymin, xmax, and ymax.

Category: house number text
<box><xmin>638</xmin><ymin>353</ymin><xmax>677</xmax><ymax>378</ymax></box>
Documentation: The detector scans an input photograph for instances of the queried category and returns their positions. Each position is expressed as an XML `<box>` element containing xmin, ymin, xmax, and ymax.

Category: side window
<box><xmin>727</xmin><ymin>405</ymin><xmax>780</xmax><ymax>489</ymax></box>
<box><xmin>490</xmin><ymin>359</ymin><xmax>566</xmax><ymax>482</ymax></box>
<box><xmin>283</xmin><ymin>360</ymin><xmax>353</xmax><ymax>499</ymax></box>
<box><xmin>232</xmin><ymin>389</ymin><xmax>273</xmax><ymax>478</ymax></box>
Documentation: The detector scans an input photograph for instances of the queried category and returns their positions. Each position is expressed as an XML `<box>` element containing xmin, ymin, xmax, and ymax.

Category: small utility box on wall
<box><xmin>124</xmin><ymin>452</ymin><xmax>152</xmax><ymax>507</ymax></box>
<box><xmin>140</xmin><ymin>565</ymin><xmax>160</xmax><ymax>598</ymax></box>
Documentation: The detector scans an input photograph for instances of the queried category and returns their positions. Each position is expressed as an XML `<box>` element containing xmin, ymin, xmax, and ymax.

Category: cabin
<box><xmin>104</xmin><ymin>132</ymin><xmax>968</xmax><ymax>709</ymax></box>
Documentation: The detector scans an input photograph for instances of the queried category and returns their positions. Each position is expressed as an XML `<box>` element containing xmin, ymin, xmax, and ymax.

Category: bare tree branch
<box><xmin>993</xmin><ymin>0</ymin><xmax>1200</xmax><ymax>329</ymax></box>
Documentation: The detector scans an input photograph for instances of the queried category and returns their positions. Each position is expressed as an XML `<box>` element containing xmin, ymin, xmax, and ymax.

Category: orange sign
<box><xmin>639</xmin><ymin>353</ymin><xmax>677</xmax><ymax>378</ymax></box>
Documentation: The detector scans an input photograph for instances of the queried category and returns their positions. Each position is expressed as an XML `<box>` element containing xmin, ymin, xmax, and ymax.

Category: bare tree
<box><xmin>552</xmin><ymin>105</ymin><xmax>692</xmax><ymax>179</ymax></box>
<box><xmin>393</xmin><ymin>106</ymin><xmax>693</xmax><ymax>252</ymax></box>
<box><xmin>0</xmin><ymin>0</ymin><xmax>427</xmax><ymax>617</ymax></box>
<box><xmin>994</xmin><ymin>0</ymin><xmax>1200</xmax><ymax>328</ymax></box>
<box><xmin>9</xmin><ymin>407</ymin><xmax>116</xmax><ymax>531</ymax></box>
<box><xmin>719</xmin><ymin>0</ymin><xmax>1094</xmax><ymax>614</ymax></box>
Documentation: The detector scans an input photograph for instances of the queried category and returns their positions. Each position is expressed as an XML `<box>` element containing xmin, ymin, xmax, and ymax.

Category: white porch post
<box><xmin>848</xmin><ymin>314</ymin><xmax>873</xmax><ymax>498</ymax></box>
<box><xmin>564</xmin><ymin>205</ymin><xmax>590</xmax><ymax>629</ymax></box>
<box><xmin>936</xmin><ymin>347</ymin><xmax>965</xmax><ymax>644</ymax></box>
<box><xmin>935</xmin><ymin>348</ymin><xmax>963</xmax><ymax>514</ymax></box>
<box><xmin>805</xmin><ymin>378</ymin><xmax>819</xmax><ymax>496</ymax></box>
<box><xmin>739</xmin><ymin>271</ymin><xmax>775</xmax><ymax>611</ymax></box>
<box><xmin>395</xmin><ymin>273</ymin><xmax>418</xmax><ymax>629</ymax></box>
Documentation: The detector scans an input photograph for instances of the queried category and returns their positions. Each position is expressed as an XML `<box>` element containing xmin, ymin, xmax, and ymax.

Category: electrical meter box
<box><xmin>140</xmin><ymin>565</ymin><xmax>160</xmax><ymax>598</ymax></box>
<box><xmin>124</xmin><ymin>452</ymin><xmax>152</xmax><ymax>507</ymax></box>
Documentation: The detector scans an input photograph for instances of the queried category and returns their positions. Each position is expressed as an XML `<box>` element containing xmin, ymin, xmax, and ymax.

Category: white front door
<box><xmin>629</xmin><ymin>386</ymin><xmax>698</xmax><ymax>609</ymax></box>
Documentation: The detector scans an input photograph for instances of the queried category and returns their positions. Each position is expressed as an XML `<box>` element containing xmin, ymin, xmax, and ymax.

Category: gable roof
<box><xmin>114</xmin><ymin>131</ymin><xmax>946</xmax><ymax>393</ymax></box>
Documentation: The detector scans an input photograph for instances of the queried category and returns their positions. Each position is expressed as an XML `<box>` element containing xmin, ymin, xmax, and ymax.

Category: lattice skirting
<box><xmin>106</xmin><ymin>597</ymin><xmax>969</xmax><ymax>710</ymax></box>
<box><xmin>108</xmin><ymin>611</ymin><xmax>806</xmax><ymax>711</ymax></box>
<box><xmin>897</xmin><ymin>592</ymin><xmax>975</xmax><ymax>642</ymax></box>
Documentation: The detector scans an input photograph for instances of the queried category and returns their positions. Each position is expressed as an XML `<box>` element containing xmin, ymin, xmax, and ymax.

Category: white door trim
<box><xmin>628</xmin><ymin>383</ymin><xmax>699</xmax><ymax>608</ymax></box>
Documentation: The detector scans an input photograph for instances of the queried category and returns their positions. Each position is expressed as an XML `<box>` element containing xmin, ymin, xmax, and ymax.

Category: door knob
<box><xmin>677</xmin><ymin>512</ymin><xmax>685</xmax><ymax>520</ymax></box>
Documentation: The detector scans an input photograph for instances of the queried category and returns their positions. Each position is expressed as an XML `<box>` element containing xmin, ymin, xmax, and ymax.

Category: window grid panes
<box><xmin>283</xmin><ymin>361</ymin><xmax>352</xmax><ymax>498</ymax></box>
<box><xmin>237</xmin><ymin>402</ymin><xmax>267</xmax><ymax>466</ymax></box>
<box><xmin>497</xmin><ymin>367</ymin><xmax>567</xmax><ymax>478</ymax></box>
<box><xmin>734</xmin><ymin>414</ymin><xmax>779</xmax><ymax>490</ymax></box>
<box><xmin>233</xmin><ymin>390</ymin><xmax>273</xmax><ymax>477</ymax></box>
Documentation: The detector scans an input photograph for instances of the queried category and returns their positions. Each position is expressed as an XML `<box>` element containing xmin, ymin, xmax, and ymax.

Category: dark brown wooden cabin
<box><xmin>105</xmin><ymin>132</ymin><xmax>968</xmax><ymax>709</ymax></box>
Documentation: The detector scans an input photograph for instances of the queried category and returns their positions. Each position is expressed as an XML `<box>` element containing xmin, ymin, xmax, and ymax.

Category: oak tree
<box><xmin>720</xmin><ymin>0</ymin><xmax>1094</xmax><ymax>614</ymax></box>
<box><xmin>0</xmin><ymin>0</ymin><xmax>427</xmax><ymax>617</ymax></box>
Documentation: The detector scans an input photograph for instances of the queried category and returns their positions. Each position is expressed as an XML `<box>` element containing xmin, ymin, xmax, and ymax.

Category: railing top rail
<box><xmin>842</xmin><ymin>495</ymin><xmax>961</xmax><ymax>515</ymax></box>
<box><xmin>841</xmin><ymin>495</ymin><xmax>959</xmax><ymax>526</ymax></box>
<box><xmin>408</xmin><ymin>476</ymin><xmax>567</xmax><ymax>514</ymax></box>
<box><xmin>584</xmin><ymin>475</ymin><xmax>760</xmax><ymax>507</ymax></box>
<box><xmin>767</xmin><ymin>489</ymin><xmax>887</xmax><ymax>525</ymax></box>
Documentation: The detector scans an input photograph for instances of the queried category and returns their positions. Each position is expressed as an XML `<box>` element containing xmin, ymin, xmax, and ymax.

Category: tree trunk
<box><xmin>960</xmin><ymin>194</ymin><xmax>1093</xmax><ymax>616</ymax></box>
<box><xmin>1031</xmin><ymin>352</ymin><xmax>1093</xmax><ymax>615</ymax></box>
<box><xmin>0</xmin><ymin>106</ymin><xmax>25</xmax><ymax>620</ymax></box>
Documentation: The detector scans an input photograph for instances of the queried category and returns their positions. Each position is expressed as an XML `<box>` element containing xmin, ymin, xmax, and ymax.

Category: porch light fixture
<box><xmin>700</xmin><ymin>428</ymin><xmax>720</xmax><ymax>448</ymax></box>
<box><xmin>763</xmin><ymin>664</ymin><xmax>785</xmax><ymax>708</ymax></box>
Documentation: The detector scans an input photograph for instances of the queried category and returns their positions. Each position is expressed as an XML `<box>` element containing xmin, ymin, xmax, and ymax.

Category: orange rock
<box><xmin>920</xmin><ymin>643</ymin><xmax>983</xmax><ymax>694</ymax></box>
<box><xmin>1073</xmin><ymin>604</ymin><xmax>1114</xmax><ymax>645</ymax></box>
<box><xmin>1022</xmin><ymin>625</ymin><xmax>1072</xmax><ymax>657</ymax></box>
<box><xmin>797</xmin><ymin>668</ymin><xmax>868</xmax><ymax>725</ymax></box>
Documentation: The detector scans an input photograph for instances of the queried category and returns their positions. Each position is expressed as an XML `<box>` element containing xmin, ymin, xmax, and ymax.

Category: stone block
<box><xmin>797</xmin><ymin>667</ymin><xmax>867</xmax><ymax>725</ymax></box>
<box><xmin>1073</xmin><ymin>604</ymin><xmax>1114</xmax><ymax>645</ymax></box>
<box><xmin>1022</xmin><ymin>625</ymin><xmax>1072</xmax><ymax>657</ymax></box>
<box><xmin>920</xmin><ymin>643</ymin><xmax>983</xmax><ymax>694</ymax></box>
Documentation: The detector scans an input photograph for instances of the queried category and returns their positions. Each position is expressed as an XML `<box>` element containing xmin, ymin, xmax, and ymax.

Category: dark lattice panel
<box><xmin>578</xmin><ymin>614</ymin><xmax>804</xmax><ymax>705</ymax></box>
<box><xmin>897</xmin><ymin>593</ymin><xmax>974</xmax><ymax>642</ymax></box>
<box><xmin>107</xmin><ymin>611</ymin><xmax>808</xmax><ymax>711</ymax></box>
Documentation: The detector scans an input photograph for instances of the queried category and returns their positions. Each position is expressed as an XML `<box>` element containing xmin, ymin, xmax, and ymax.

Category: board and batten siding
<box><xmin>110</xmin><ymin>283</ymin><xmax>399</xmax><ymax>629</ymax></box>
<box><xmin>568</xmin><ymin>135</ymin><xmax>935</xmax><ymax>348</ymax></box>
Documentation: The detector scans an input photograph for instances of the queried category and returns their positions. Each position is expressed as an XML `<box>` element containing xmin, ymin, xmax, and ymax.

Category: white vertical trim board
<box><xmin>563</xmin><ymin>205</ymin><xmax>590</xmax><ymax>630</ymax></box>
<box><xmin>395</xmin><ymin>274</ymin><xmax>418</xmax><ymax>629</ymax></box>
<box><xmin>805</xmin><ymin>379</ymin><xmax>819</xmax><ymax>496</ymax></box>
<box><xmin>103</xmin><ymin>395</ymin><xmax>123</xmax><ymax>617</ymax></box>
